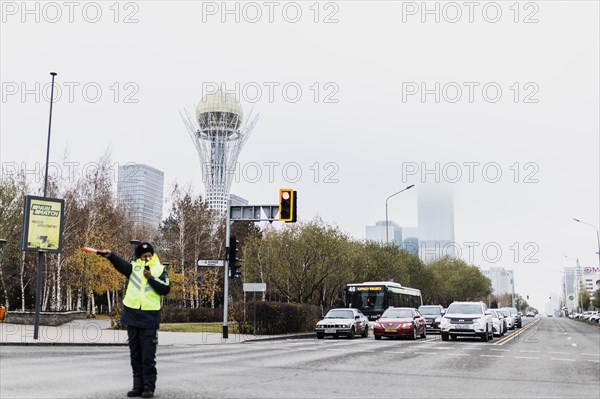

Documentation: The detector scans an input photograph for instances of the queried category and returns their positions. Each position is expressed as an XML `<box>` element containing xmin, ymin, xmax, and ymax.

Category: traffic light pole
<box><xmin>223</xmin><ymin>200</ymin><xmax>231</xmax><ymax>339</ymax></box>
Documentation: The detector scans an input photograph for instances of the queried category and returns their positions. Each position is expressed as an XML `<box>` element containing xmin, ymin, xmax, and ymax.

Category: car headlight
<box><xmin>402</xmin><ymin>323</ymin><xmax>412</xmax><ymax>328</ymax></box>
<box><xmin>472</xmin><ymin>318</ymin><xmax>481</xmax><ymax>324</ymax></box>
<box><xmin>434</xmin><ymin>317</ymin><xmax>441</xmax><ymax>322</ymax></box>
<box><xmin>374</xmin><ymin>323</ymin><xmax>382</xmax><ymax>328</ymax></box>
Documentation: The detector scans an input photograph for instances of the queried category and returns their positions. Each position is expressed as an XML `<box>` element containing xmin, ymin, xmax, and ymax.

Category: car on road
<box><xmin>373</xmin><ymin>307</ymin><xmax>427</xmax><ymax>340</ymax></box>
<box><xmin>499</xmin><ymin>309</ymin><xmax>515</xmax><ymax>329</ymax></box>
<box><xmin>490</xmin><ymin>309</ymin><xmax>506</xmax><ymax>337</ymax></box>
<box><xmin>526</xmin><ymin>312</ymin><xmax>535</xmax><ymax>317</ymax></box>
<box><xmin>440</xmin><ymin>301</ymin><xmax>494</xmax><ymax>342</ymax></box>
<box><xmin>501</xmin><ymin>307</ymin><xmax>522</xmax><ymax>328</ymax></box>
<box><xmin>315</xmin><ymin>308</ymin><xmax>369</xmax><ymax>339</ymax></box>
<box><xmin>418</xmin><ymin>304</ymin><xmax>445</xmax><ymax>333</ymax></box>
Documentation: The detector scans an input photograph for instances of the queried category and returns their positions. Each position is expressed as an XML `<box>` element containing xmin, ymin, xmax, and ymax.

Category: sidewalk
<box><xmin>0</xmin><ymin>320</ymin><xmax>313</xmax><ymax>346</ymax></box>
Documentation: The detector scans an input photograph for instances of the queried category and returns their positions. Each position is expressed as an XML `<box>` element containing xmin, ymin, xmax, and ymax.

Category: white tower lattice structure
<box><xmin>183</xmin><ymin>91</ymin><xmax>258</xmax><ymax>212</ymax></box>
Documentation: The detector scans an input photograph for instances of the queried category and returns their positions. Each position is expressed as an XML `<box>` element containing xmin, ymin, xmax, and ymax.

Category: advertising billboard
<box><xmin>21</xmin><ymin>195</ymin><xmax>65</xmax><ymax>253</ymax></box>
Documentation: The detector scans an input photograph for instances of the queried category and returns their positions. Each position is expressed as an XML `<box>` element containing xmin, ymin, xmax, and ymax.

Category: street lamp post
<box><xmin>33</xmin><ymin>72</ymin><xmax>58</xmax><ymax>340</ymax></box>
<box><xmin>385</xmin><ymin>185</ymin><xmax>415</xmax><ymax>245</ymax></box>
<box><xmin>0</xmin><ymin>239</ymin><xmax>7</xmax><ymax>303</ymax></box>
<box><xmin>573</xmin><ymin>218</ymin><xmax>600</xmax><ymax>267</ymax></box>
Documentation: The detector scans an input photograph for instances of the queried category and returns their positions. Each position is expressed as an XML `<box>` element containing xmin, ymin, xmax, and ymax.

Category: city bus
<box><xmin>345</xmin><ymin>281</ymin><xmax>423</xmax><ymax>321</ymax></box>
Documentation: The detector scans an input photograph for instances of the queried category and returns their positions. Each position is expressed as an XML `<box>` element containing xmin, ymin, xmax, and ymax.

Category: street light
<box><xmin>385</xmin><ymin>185</ymin><xmax>415</xmax><ymax>245</ymax></box>
<box><xmin>573</xmin><ymin>218</ymin><xmax>600</xmax><ymax>267</ymax></box>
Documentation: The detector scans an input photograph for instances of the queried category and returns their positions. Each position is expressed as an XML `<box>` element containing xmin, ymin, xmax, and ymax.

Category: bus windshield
<box><xmin>347</xmin><ymin>288</ymin><xmax>385</xmax><ymax>313</ymax></box>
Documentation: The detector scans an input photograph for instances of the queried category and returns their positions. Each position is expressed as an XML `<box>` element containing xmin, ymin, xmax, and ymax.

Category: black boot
<box><xmin>126</xmin><ymin>389</ymin><xmax>142</xmax><ymax>397</ymax></box>
<box><xmin>141</xmin><ymin>391</ymin><xmax>154</xmax><ymax>398</ymax></box>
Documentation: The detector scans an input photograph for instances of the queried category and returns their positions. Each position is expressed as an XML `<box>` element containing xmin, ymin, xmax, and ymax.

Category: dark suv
<box><xmin>418</xmin><ymin>305</ymin><xmax>445</xmax><ymax>332</ymax></box>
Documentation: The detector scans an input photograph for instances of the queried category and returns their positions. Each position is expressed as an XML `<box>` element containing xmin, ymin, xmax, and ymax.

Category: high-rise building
<box><xmin>417</xmin><ymin>184</ymin><xmax>455</xmax><ymax>262</ymax></box>
<box><xmin>562</xmin><ymin>265</ymin><xmax>599</xmax><ymax>311</ymax></box>
<box><xmin>481</xmin><ymin>267</ymin><xmax>514</xmax><ymax>296</ymax></box>
<box><xmin>562</xmin><ymin>267</ymin><xmax>581</xmax><ymax>312</ymax></box>
<box><xmin>402</xmin><ymin>236</ymin><xmax>419</xmax><ymax>256</ymax></box>
<box><xmin>117</xmin><ymin>163</ymin><xmax>164</xmax><ymax>228</ymax></box>
<box><xmin>365</xmin><ymin>222</ymin><xmax>420</xmax><ymax>255</ymax></box>
<box><xmin>365</xmin><ymin>221</ymin><xmax>402</xmax><ymax>247</ymax></box>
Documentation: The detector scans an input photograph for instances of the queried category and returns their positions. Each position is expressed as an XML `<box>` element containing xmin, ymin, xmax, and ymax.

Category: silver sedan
<box><xmin>315</xmin><ymin>308</ymin><xmax>370</xmax><ymax>339</ymax></box>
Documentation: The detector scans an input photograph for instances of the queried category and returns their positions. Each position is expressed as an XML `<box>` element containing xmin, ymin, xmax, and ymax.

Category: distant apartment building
<box><xmin>481</xmin><ymin>267</ymin><xmax>514</xmax><ymax>296</ymax></box>
<box><xmin>366</xmin><ymin>221</ymin><xmax>403</xmax><ymax>247</ymax></box>
<box><xmin>417</xmin><ymin>184</ymin><xmax>455</xmax><ymax>262</ymax></box>
<box><xmin>365</xmin><ymin>222</ymin><xmax>420</xmax><ymax>255</ymax></box>
<box><xmin>117</xmin><ymin>164</ymin><xmax>164</xmax><ymax>228</ymax></box>
<box><xmin>563</xmin><ymin>265</ymin><xmax>600</xmax><ymax>311</ymax></box>
<box><xmin>364</xmin><ymin>185</ymin><xmax>454</xmax><ymax>261</ymax></box>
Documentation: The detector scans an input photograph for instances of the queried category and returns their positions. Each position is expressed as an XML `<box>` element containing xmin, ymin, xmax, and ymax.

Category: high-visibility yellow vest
<box><xmin>123</xmin><ymin>255</ymin><xmax>165</xmax><ymax>311</ymax></box>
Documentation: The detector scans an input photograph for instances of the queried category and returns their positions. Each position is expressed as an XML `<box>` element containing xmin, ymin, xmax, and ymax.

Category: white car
<box><xmin>315</xmin><ymin>308</ymin><xmax>369</xmax><ymax>339</ymax></box>
<box><xmin>490</xmin><ymin>309</ymin><xmax>506</xmax><ymax>337</ymax></box>
<box><xmin>440</xmin><ymin>301</ymin><xmax>494</xmax><ymax>342</ymax></box>
<box><xmin>499</xmin><ymin>308</ymin><xmax>515</xmax><ymax>330</ymax></box>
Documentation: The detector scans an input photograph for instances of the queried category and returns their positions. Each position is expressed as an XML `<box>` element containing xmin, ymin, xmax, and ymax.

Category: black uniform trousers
<box><xmin>127</xmin><ymin>326</ymin><xmax>158</xmax><ymax>392</ymax></box>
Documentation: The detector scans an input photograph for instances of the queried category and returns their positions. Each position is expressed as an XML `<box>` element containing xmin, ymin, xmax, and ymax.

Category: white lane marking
<box><xmin>520</xmin><ymin>350</ymin><xmax>540</xmax><ymax>353</ymax></box>
<box><xmin>490</xmin><ymin>349</ymin><xmax>510</xmax><ymax>352</ymax></box>
<box><xmin>572</xmin><ymin>344</ymin><xmax>577</xmax><ymax>347</ymax></box>
<box><xmin>516</xmin><ymin>356</ymin><xmax>539</xmax><ymax>360</ymax></box>
<box><xmin>581</xmin><ymin>353</ymin><xmax>600</xmax><ymax>357</ymax></box>
<box><xmin>414</xmin><ymin>352</ymin><xmax>438</xmax><ymax>355</ymax></box>
<box><xmin>384</xmin><ymin>351</ymin><xmax>405</xmax><ymax>354</ymax></box>
<box><xmin>326</xmin><ymin>349</ymin><xmax>348</xmax><ymax>352</ymax></box>
<box><xmin>587</xmin><ymin>360</ymin><xmax>600</xmax><ymax>363</ymax></box>
<box><xmin>481</xmin><ymin>355</ymin><xmax>504</xmax><ymax>358</ymax></box>
<box><xmin>550</xmin><ymin>352</ymin><xmax>572</xmax><ymax>355</ymax></box>
<box><xmin>551</xmin><ymin>358</ymin><xmax>575</xmax><ymax>362</ymax></box>
<box><xmin>447</xmin><ymin>353</ymin><xmax>470</xmax><ymax>356</ymax></box>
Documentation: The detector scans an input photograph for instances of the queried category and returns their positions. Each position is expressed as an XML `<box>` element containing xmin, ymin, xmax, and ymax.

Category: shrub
<box><xmin>160</xmin><ymin>306</ymin><xmax>222</xmax><ymax>323</ymax></box>
<box><xmin>232</xmin><ymin>301</ymin><xmax>320</xmax><ymax>335</ymax></box>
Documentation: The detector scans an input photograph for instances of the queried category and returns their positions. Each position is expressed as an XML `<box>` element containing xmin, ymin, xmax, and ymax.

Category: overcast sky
<box><xmin>1</xmin><ymin>1</ymin><xmax>599</xmax><ymax>312</ymax></box>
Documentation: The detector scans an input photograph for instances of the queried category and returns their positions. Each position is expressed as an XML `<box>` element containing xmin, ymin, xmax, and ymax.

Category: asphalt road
<box><xmin>1</xmin><ymin>317</ymin><xmax>598</xmax><ymax>398</ymax></box>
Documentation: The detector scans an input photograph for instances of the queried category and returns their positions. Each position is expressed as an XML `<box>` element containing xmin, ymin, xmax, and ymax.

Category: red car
<box><xmin>373</xmin><ymin>307</ymin><xmax>427</xmax><ymax>340</ymax></box>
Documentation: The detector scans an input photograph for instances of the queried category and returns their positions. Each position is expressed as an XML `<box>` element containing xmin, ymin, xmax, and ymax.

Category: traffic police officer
<box><xmin>97</xmin><ymin>242</ymin><xmax>170</xmax><ymax>398</ymax></box>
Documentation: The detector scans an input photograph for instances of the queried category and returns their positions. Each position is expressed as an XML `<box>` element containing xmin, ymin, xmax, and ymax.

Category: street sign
<box><xmin>568</xmin><ymin>295</ymin><xmax>574</xmax><ymax>301</ymax></box>
<box><xmin>243</xmin><ymin>283</ymin><xmax>267</xmax><ymax>292</ymax></box>
<box><xmin>197</xmin><ymin>259</ymin><xmax>225</xmax><ymax>267</ymax></box>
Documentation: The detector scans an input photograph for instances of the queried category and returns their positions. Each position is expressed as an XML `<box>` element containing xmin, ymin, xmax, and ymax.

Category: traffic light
<box><xmin>229</xmin><ymin>236</ymin><xmax>241</xmax><ymax>278</ymax></box>
<box><xmin>278</xmin><ymin>188</ymin><xmax>297</xmax><ymax>223</ymax></box>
